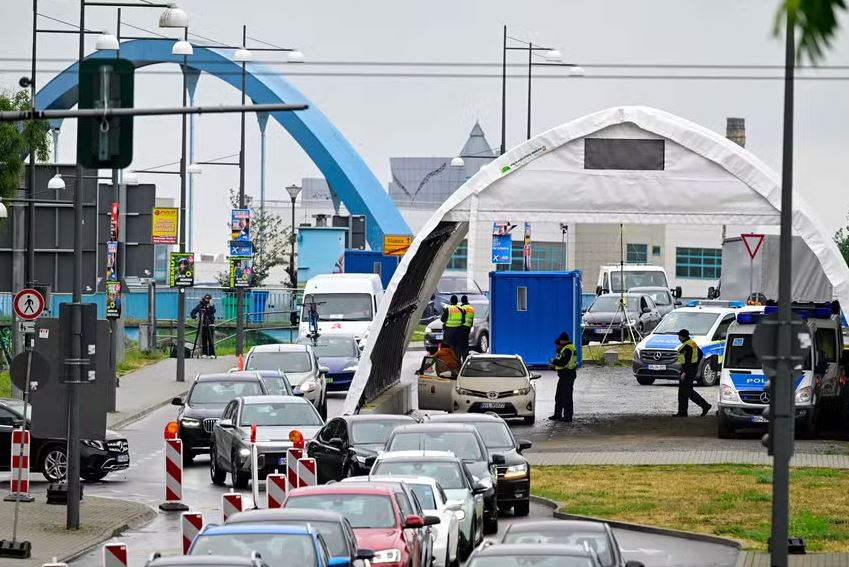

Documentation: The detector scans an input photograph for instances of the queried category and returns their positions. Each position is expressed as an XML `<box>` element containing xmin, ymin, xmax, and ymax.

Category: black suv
<box><xmin>172</xmin><ymin>372</ymin><xmax>270</xmax><ymax>464</ymax></box>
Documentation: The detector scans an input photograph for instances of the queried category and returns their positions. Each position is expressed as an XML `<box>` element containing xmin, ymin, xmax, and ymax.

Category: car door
<box><xmin>215</xmin><ymin>401</ymin><xmax>238</xmax><ymax>468</ymax></box>
<box><xmin>312</xmin><ymin>419</ymin><xmax>345</xmax><ymax>483</ymax></box>
<box><xmin>395</xmin><ymin>491</ymin><xmax>423</xmax><ymax>567</ymax></box>
<box><xmin>417</xmin><ymin>357</ymin><xmax>455</xmax><ymax>411</ymax></box>
<box><xmin>0</xmin><ymin>406</ymin><xmax>21</xmax><ymax>470</ymax></box>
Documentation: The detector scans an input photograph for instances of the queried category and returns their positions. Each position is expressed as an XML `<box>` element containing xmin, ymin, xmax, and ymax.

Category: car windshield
<box><xmin>246</xmin><ymin>352</ymin><xmax>312</xmax><ymax>373</ymax></box>
<box><xmin>372</xmin><ymin>461</ymin><xmax>465</xmax><ymax>490</ymax></box>
<box><xmin>589</xmin><ymin>296</ymin><xmax>638</xmax><ymax>313</ymax></box>
<box><xmin>653</xmin><ymin>311</ymin><xmax>719</xmax><ymax>336</ymax></box>
<box><xmin>351</xmin><ymin>420</ymin><xmax>411</xmax><ymax>444</ymax></box>
<box><xmin>609</xmin><ymin>270</ymin><xmax>668</xmax><ymax>292</ymax></box>
<box><xmin>303</xmin><ymin>293</ymin><xmax>373</xmax><ymax>322</ymax></box>
<box><xmin>240</xmin><ymin>402</ymin><xmax>322</xmax><ymax>427</ymax></box>
<box><xmin>461</xmin><ymin>358</ymin><xmax>527</xmax><ymax>378</ymax></box>
<box><xmin>190</xmin><ymin>533</ymin><xmax>317</xmax><ymax>566</ymax></box>
<box><xmin>637</xmin><ymin>290</ymin><xmax>671</xmax><ymax>306</ymax></box>
<box><xmin>268</xmin><ymin>521</ymin><xmax>347</xmax><ymax>557</ymax></box>
<box><xmin>387</xmin><ymin>432</ymin><xmax>483</xmax><ymax>461</ymax></box>
<box><xmin>406</xmin><ymin>484</ymin><xmax>437</xmax><ymax>510</ymax></box>
<box><xmin>470</xmin><ymin>556</ymin><xmax>593</xmax><ymax>567</ymax></box>
<box><xmin>472</xmin><ymin>422</ymin><xmax>514</xmax><ymax>449</ymax></box>
<box><xmin>298</xmin><ymin>336</ymin><xmax>358</xmax><ymax>357</ymax></box>
<box><xmin>3</xmin><ymin>401</ymin><xmax>31</xmax><ymax>420</ymax></box>
<box><xmin>260</xmin><ymin>375</ymin><xmax>293</xmax><ymax>396</ymax></box>
<box><xmin>189</xmin><ymin>380</ymin><xmax>263</xmax><ymax>405</ymax></box>
<box><xmin>503</xmin><ymin>531</ymin><xmax>614</xmax><ymax>566</ymax></box>
<box><xmin>285</xmin><ymin>494</ymin><xmax>396</xmax><ymax>529</ymax></box>
<box><xmin>437</xmin><ymin>276</ymin><xmax>483</xmax><ymax>295</ymax></box>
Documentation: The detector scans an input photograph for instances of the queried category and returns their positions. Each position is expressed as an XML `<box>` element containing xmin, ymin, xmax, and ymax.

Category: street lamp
<box><xmin>286</xmin><ymin>184</ymin><xmax>302</xmax><ymax>288</ymax></box>
<box><xmin>0</xmin><ymin>200</ymin><xmax>7</xmax><ymax>219</ymax></box>
<box><xmin>159</xmin><ymin>4</ymin><xmax>189</xmax><ymax>28</ymax></box>
<box><xmin>172</xmin><ymin>39</ymin><xmax>193</xmax><ymax>56</ymax></box>
<box><xmin>288</xmin><ymin>50</ymin><xmax>305</xmax><ymax>63</ymax></box>
<box><xmin>450</xmin><ymin>156</ymin><xmax>465</xmax><ymax>168</ymax></box>
<box><xmin>48</xmin><ymin>173</ymin><xmax>66</xmax><ymax>190</ymax></box>
<box><xmin>186</xmin><ymin>163</ymin><xmax>203</xmax><ymax>175</ymax></box>
<box><xmin>95</xmin><ymin>31</ymin><xmax>120</xmax><ymax>51</ymax></box>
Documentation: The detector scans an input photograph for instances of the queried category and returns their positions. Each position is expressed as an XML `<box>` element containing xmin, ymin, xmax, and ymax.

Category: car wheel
<box><xmin>231</xmin><ymin>450</ymin><xmax>250</xmax><ymax>489</ymax></box>
<box><xmin>698</xmin><ymin>358</ymin><xmax>719</xmax><ymax>387</ymax></box>
<box><xmin>483</xmin><ymin>516</ymin><xmax>498</xmax><ymax>535</ymax></box>
<box><xmin>320</xmin><ymin>393</ymin><xmax>328</xmax><ymax>420</ymax></box>
<box><xmin>513</xmin><ymin>500</ymin><xmax>530</xmax><ymax>517</ymax></box>
<box><xmin>210</xmin><ymin>446</ymin><xmax>226</xmax><ymax>485</ymax></box>
<box><xmin>182</xmin><ymin>448</ymin><xmax>194</xmax><ymax>467</ymax></box>
<box><xmin>523</xmin><ymin>415</ymin><xmax>535</xmax><ymax>425</ymax></box>
<box><xmin>476</xmin><ymin>332</ymin><xmax>489</xmax><ymax>353</ymax></box>
<box><xmin>40</xmin><ymin>445</ymin><xmax>68</xmax><ymax>483</ymax></box>
<box><xmin>717</xmin><ymin>413</ymin><xmax>735</xmax><ymax>439</ymax></box>
<box><xmin>636</xmin><ymin>376</ymin><xmax>655</xmax><ymax>386</ymax></box>
<box><xmin>82</xmin><ymin>470</ymin><xmax>108</xmax><ymax>483</ymax></box>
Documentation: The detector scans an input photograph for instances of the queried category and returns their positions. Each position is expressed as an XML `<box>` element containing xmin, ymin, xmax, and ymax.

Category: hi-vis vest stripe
<box><xmin>461</xmin><ymin>304</ymin><xmax>475</xmax><ymax>328</ymax></box>
<box><xmin>554</xmin><ymin>343</ymin><xmax>577</xmax><ymax>371</ymax></box>
<box><xmin>677</xmin><ymin>339</ymin><xmax>700</xmax><ymax>365</ymax></box>
<box><xmin>445</xmin><ymin>305</ymin><xmax>464</xmax><ymax>328</ymax></box>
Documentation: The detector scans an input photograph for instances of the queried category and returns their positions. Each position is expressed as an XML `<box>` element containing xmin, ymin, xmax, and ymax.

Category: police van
<box><xmin>717</xmin><ymin>301</ymin><xmax>845</xmax><ymax>439</ymax></box>
<box><xmin>632</xmin><ymin>302</ymin><xmax>743</xmax><ymax>387</ymax></box>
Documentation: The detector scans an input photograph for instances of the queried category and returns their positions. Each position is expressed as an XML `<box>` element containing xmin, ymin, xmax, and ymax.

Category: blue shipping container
<box><xmin>489</xmin><ymin>270</ymin><xmax>583</xmax><ymax>368</ymax></box>
<box><xmin>343</xmin><ymin>250</ymin><xmax>399</xmax><ymax>288</ymax></box>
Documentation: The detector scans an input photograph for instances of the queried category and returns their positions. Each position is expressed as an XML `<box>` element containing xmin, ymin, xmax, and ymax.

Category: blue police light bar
<box><xmin>729</xmin><ymin>301</ymin><xmax>745</xmax><ymax>308</ymax></box>
<box><xmin>736</xmin><ymin>312</ymin><xmax>764</xmax><ymax>324</ymax></box>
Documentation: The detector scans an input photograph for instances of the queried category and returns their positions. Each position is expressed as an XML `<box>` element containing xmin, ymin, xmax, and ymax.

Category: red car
<box><xmin>283</xmin><ymin>485</ymin><xmax>438</xmax><ymax>567</ymax></box>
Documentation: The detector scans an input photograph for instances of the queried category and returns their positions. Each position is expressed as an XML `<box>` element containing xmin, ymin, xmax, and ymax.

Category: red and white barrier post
<box><xmin>4</xmin><ymin>429</ymin><xmax>34</xmax><ymax>503</ymax></box>
<box><xmin>221</xmin><ymin>490</ymin><xmax>243</xmax><ymax>523</ymax></box>
<box><xmin>102</xmin><ymin>543</ymin><xmax>127</xmax><ymax>567</ymax></box>
<box><xmin>296</xmin><ymin>458</ymin><xmax>317</xmax><ymax>488</ymax></box>
<box><xmin>286</xmin><ymin>448</ymin><xmax>303</xmax><ymax>490</ymax></box>
<box><xmin>250</xmin><ymin>424</ymin><xmax>260</xmax><ymax>509</ymax></box>
<box><xmin>160</xmin><ymin>422</ymin><xmax>189</xmax><ymax>512</ymax></box>
<box><xmin>181</xmin><ymin>512</ymin><xmax>204</xmax><ymax>555</ymax></box>
<box><xmin>266</xmin><ymin>472</ymin><xmax>288</xmax><ymax>508</ymax></box>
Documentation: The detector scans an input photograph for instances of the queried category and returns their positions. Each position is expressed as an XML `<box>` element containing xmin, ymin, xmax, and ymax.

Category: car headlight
<box><xmin>180</xmin><ymin>418</ymin><xmax>201</xmax><ymax>428</ymax></box>
<box><xmin>634</xmin><ymin>347</ymin><xmax>642</xmax><ymax>359</ymax></box>
<box><xmin>512</xmin><ymin>387</ymin><xmax>531</xmax><ymax>396</ymax></box>
<box><xmin>82</xmin><ymin>439</ymin><xmax>106</xmax><ymax>450</ymax></box>
<box><xmin>371</xmin><ymin>549</ymin><xmax>402</xmax><ymax>564</ymax></box>
<box><xmin>795</xmin><ymin>386</ymin><xmax>812</xmax><ymax>404</ymax></box>
<box><xmin>454</xmin><ymin>509</ymin><xmax>466</xmax><ymax>521</ymax></box>
<box><xmin>455</xmin><ymin>387</ymin><xmax>477</xmax><ymax>396</ymax></box>
<box><xmin>355</xmin><ymin>455</ymin><xmax>370</xmax><ymax>464</ymax></box>
<box><xmin>503</xmin><ymin>463</ymin><xmax>529</xmax><ymax>480</ymax></box>
<box><xmin>299</xmin><ymin>380</ymin><xmax>317</xmax><ymax>393</ymax></box>
<box><xmin>720</xmin><ymin>385</ymin><xmax>740</xmax><ymax>402</ymax></box>
<box><xmin>239</xmin><ymin>447</ymin><xmax>251</xmax><ymax>457</ymax></box>
<box><xmin>342</xmin><ymin>365</ymin><xmax>358</xmax><ymax>373</ymax></box>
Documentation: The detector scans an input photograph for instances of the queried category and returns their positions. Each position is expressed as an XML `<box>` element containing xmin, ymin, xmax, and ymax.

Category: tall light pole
<box><xmin>286</xmin><ymin>184</ymin><xmax>302</xmax><ymax>288</ymax></box>
<box><xmin>234</xmin><ymin>25</ymin><xmax>251</xmax><ymax>357</ymax></box>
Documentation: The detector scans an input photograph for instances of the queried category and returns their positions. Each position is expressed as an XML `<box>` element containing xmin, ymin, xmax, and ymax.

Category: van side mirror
<box><xmin>290</xmin><ymin>311</ymin><xmax>300</xmax><ymax>326</ymax></box>
<box><xmin>673</xmin><ymin>286</ymin><xmax>683</xmax><ymax>299</ymax></box>
<box><xmin>595</xmin><ymin>285</ymin><xmax>603</xmax><ymax>296</ymax></box>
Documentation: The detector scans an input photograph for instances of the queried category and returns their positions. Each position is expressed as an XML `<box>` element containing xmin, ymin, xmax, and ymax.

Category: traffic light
<box><xmin>77</xmin><ymin>58</ymin><xmax>134</xmax><ymax>169</ymax></box>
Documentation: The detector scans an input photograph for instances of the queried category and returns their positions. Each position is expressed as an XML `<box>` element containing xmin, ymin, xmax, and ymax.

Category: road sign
<box><xmin>151</xmin><ymin>207</ymin><xmax>178</xmax><ymax>244</ymax></box>
<box><xmin>13</xmin><ymin>289</ymin><xmax>45</xmax><ymax>321</ymax></box>
<box><xmin>383</xmin><ymin>235</ymin><xmax>413</xmax><ymax>256</ymax></box>
<box><xmin>77</xmin><ymin>58</ymin><xmax>134</xmax><ymax>169</ymax></box>
<box><xmin>741</xmin><ymin>233</ymin><xmax>765</xmax><ymax>260</ymax></box>
<box><xmin>10</xmin><ymin>351</ymin><xmax>51</xmax><ymax>392</ymax></box>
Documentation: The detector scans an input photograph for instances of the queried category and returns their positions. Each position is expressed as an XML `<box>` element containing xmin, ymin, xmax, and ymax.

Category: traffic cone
<box><xmin>237</xmin><ymin>353</ymin><xmax>244</xmax><ymax>370</ymax></box>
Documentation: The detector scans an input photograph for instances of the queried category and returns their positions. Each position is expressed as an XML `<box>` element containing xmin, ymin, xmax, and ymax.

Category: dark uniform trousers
<box><xmin>554</xmin><ymin>368</ymin><xmax>577</xmax><ymax>421</ymax></box>
<box><xmin>678</xmin><ymin>366</ymin><xmax>709</xmax><ymax>415</ymax></box>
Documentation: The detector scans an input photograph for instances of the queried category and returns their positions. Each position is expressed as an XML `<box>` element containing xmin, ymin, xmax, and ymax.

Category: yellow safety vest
<box><xmin>554</xmin><ymin>343</ymin><xmax>577</xmax><ymax>371</ymax></box>
<box><xmin>677</xmin><ymin>339</ymin><xmax>701</xmax><ymax>365</ymax></box>
<box><xmin>445</xmin><ymin>305</ymin><xmax>464</xmax><ymax>328</ymax></box>
<box><xmin>461</xmin><ymin>304</ymin><xmax>475</xmax><ymax>328</ymax></box>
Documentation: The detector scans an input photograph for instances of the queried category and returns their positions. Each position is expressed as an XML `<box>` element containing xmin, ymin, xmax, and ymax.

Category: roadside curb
<box><xmin>108</xmin><ymin>390</ymin><xmax>187</xmax><ymax>431</ymax></box>
<box><xmin>529</xmin><ymin>494</ymin><xmax>743</xmax><ymax>550</ymax></box>
<box><xmin>61</xmin><ymin>498</ymin><xmax>158</xmax><ymax>564</ymax></box>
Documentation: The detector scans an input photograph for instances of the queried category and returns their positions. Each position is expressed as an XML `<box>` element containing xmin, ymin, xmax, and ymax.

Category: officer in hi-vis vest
<box><xmin>550</xmin><ymin>332</ymin><xmax>578</xmax><ymax>422</ymax></box>
<box><xmin>458</xmin><ymin>294</ymin><xmax>475</xmax><ymax>361</ymax></box>
<box><xmin>441</xmin><ymin>295</ymin><xmax>466</xmax><ymax>365</ymax></box>
<box><xmin>675</xmin><ymin>329</ymin><xmax>712</xmax><ymax>417</ymax></box>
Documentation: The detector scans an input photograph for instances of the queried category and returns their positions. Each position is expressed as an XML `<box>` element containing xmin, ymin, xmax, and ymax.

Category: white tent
<box><xmin>343</xmin><ymin>106</ymin><xmax>849</xmax><ymax>414</ymax></box>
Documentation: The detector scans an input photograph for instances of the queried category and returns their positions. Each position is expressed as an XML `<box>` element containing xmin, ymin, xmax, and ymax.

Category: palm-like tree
<box><xmin>777</xmin><ymin>0</ymin><xmax>847</xmax><ymax>61</ymax></box>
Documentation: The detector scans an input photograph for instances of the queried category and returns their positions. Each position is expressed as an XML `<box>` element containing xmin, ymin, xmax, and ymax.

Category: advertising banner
<box><xmin>110</xmin><ymin>202</ymin><xmax>119</xmax><ymax>241</ymax></box>
<box><xmin>491</xmin><ymin>221</ymin><xmax>512</xmax><ymax>265</ymax></box>
<box><xmin>106</xmin><ymin>281</ymin><xmax>122</xmax><ymax>319</ymax></box>
<box><xmin>229</xmin><ymin>240</ymin><xmax>254</xmax><ymax>258</ymax></box>
<box><xmin>151</xmin><ymin>207</ymin><xmax>179</xmax><ymax>244</ymax></box>
<box><xmin>229</xmin><ymin>257</ymin><xmax>253</xmax><ymax>288</ymax></box>
<box><xmin>106</xmin><ymin>241</ymin><xmax>118</xmax><ymax>281</ymax></box>
<box><xmin>230</xmin><ymin>209</ymin><xmax>251</xmax><ymax>241</ymax></box>
<box><xmin>169</xmin><ymin>252</ymin><xmax>195</xmax><ymax>287</ymax></box>
<box><xmin>523</xmin><ymin>222</ymin><xmax>532</xmax><ymax>271</ymax></box>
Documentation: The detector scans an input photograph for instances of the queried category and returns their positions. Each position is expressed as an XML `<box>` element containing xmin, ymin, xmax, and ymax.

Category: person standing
<box><xmin>675</xmin><ymin>329</ymin><xmax>711</xmax><ymax>417</ymax></box>
<box><xmin>457</xmin><ymin>294</ymin><xmax>475</xmax><ymax>361</ymax></box>
<box><xmin>191</xmin><ymin>294</ymin><xmax>217</xmax><ymax>358</ymax></box>
<box><xmin>550</xmin><ymin>332</ymin><xmax>578</xmax><ymax>422</ymax></box>
<box><xmin>441</xmin><ymin>295</ymin><xmax>465</xmax><ymax>363</ymax></box>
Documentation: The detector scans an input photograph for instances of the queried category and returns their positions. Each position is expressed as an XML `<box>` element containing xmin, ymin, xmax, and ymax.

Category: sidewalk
<box><xmin>736</xmin><ymin>552</ymin><xmax>849</xmax><ymax>566</ymax></box>
<box><xmin>526</xmin><ymin>450</ymin><xmax>849</xmax><ymax>468</ymax></box>
<box><xmin>0</xmin><ymin>494</ymin><xmax>155</xmax><ymax>566</ymax></box>
<box><xmin>108</xmin><ymin>355</ymin><xmax>236</xmax><ymax>429</ymax></box>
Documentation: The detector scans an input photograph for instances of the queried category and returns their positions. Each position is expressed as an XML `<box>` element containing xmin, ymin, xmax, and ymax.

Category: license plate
<box><xmin>433</xmin><ymin>334</ymin><xmax>443</xmax><ymax>341</ymax></box>
<box><xmin>481</xmin><ymin>402</ymin><xmax>506</xmax><ymax>409</ymax></box>
<box><xmin>117</xmin><ymin>454</ymin><xmax>129</xmax><ymax>463</ymax></box>
<box><xmin>278</xmin><ymin>457</ymin><xmax>286</xmax><ymax>465</ymax></box>
<box><xmin>593</xmin><ymin>328</ymin><xmax>607</xmax><ymax>334</ymax></box>
<box><xmin>648</xmin><ymin>364</ymin><xmax>666</xmax><ymax>371</ymax></box>
<box><xmin>326</xmin><ymin>378</ymin><xmax>333</xmax><ymax>384</ymax></box>
<box><xmin>751</xmin><ymin>415</ymin><xmax>769</xmax><ymax>423</ymax></box>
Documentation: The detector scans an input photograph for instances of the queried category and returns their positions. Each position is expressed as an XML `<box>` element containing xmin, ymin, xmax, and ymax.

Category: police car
<box><xmin>632</xmin><ymin>302</ymin><xmax>743</xmax><ymax>387</ymax></box>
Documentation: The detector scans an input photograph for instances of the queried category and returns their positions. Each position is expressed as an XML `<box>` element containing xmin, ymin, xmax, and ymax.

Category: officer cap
<box><xmin>450</xmin><ymin>295</ymin><xmax>458</xmax><ymax>304</ymax></box>
<box><xmin>461</xmin><ymin>295</ymin><xmax>469</xmax><ymax>304</ymax></box>
<box><xmin>678</xmin><ymin>329</ymin><xmax>690</xmax><ymax>338</ymax></box>
<box><xmin>203</xmin><ymin>294</ymin><xmax>212</xmax><ymax>300</ymax></box>
<box><xmin>555</xmin><ymin>332</ymin><xmax>570</xmax><ymax>343</ymax></box>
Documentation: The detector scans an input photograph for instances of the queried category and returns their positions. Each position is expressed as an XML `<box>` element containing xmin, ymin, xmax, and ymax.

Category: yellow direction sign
<box><xmin>152</xmin><ymin>207</ymin><xmax>179</xmax><ymax>244</ymax></box>
<box><xmin>383</xmin><ymin>235</ymin><xmax>413</xmax><ymax>256</ymax></box>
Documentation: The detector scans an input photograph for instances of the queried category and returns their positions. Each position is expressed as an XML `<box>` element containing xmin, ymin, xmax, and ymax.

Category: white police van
<box><xmin>717</xmin><ymin>302</ymin><xmax>845</xmax><ymax>439</ymax></box>
<box><xmin>632</xmin><ymin>301</ymin><xmax>743</xmax><ymax>387</ymax></box>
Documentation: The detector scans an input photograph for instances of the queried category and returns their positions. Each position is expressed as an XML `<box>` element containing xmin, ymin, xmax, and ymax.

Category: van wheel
<box><xmin>523</xmin><ymin>415</ymin><xmax>535</xmax><ymax>425</ymax></box>
<box><xmin>636</xmin><ymin>377</ymin><xmax>655</xmax><ymax>386</ymax></box>
<box><xmin>513</xmin><ymin>500</ymin><xmax>530</xmax><ymax>516</ymax></box>
<box><xmin>476</xmin><ymin>332</ymin><xmax>489</xmax><ymax>353</ymax></box>
<box><xmin>718</xmin><ymin>413</ymin><xmax>735</xmax><ymax>439</ymax></box>
<box><xmin>698</xmin><ymin>358</ymin><xmax>719</xmax><ymax>387</ymax></box>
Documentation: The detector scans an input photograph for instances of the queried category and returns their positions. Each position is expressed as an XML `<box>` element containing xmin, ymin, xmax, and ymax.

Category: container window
<box><xmin>517</xmin><ymin>286</ymin><xmax>528</xmax><ymax>312</ymax></box>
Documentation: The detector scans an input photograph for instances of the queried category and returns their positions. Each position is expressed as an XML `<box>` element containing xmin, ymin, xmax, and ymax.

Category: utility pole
<box><xmin>176</xmin><ymin>26</ymin><xmax>189</xmax><ymax>383</ymax></box>
<box><xmin>235</xmin><ymin>24</ymin><xmax>247</xmax><ymax>357</ymax></box>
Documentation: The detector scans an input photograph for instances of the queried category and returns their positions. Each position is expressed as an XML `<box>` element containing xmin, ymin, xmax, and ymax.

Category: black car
<box><xmin>225</xmin><ymin>508</ymin><xmax>374</xmax><ymax>567</ymax></box>
<box><xmin>306</xmin><ymin>414</ymin><xmax>417</xmax><ymax>483</ymax></box>
<box><xmin>501</xmin><ymin>520</ymin><xmax>644</xmax><ymax>567</ymax></box>
<box><xmin>172</xmin><ymin>372</ymin><xmax>271</xmax><ymax>464</ymax></box>
<box><xmin>0</xmin><ymin>398</ymin><xmax>129</xmax><ymax>483</ymax></box>
<box><xmin>425</xmin><ymin>413</ymin><xmax>532</xmax><ymax>516</ymax></box>
<box><xmin>385</xmin><ymin>423</ymin><xmax>502</xmax><ymax>534</ymax></box>
<box><xmin>581</xmin><ymin>293</ymin><xmax>662</xmax><ymax>344</ymax></box>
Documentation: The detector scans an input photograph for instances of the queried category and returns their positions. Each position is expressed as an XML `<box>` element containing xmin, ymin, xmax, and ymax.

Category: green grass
<box><xmin>116</xmin><ymin>348</ymin><xmax>168</xmax><ymax>377</ymax></box>
<box><xmin>581</xmin><ymin>343</ymin><xmax>634</xmax><ymax>366</ymax></box>
<box><xmin>532</xmin><ymin>465</ymin><xmax>849</xmax><ymax>551</ymax></box>
<box><xmin>0</xmin><ymin>370</ymin><xmax>10</xmax><ymax>398</ymax></box>
<box><xmin>411</xmin><ymin>324</ymin><xmax>427</xmax><ymax>342</ymax></box>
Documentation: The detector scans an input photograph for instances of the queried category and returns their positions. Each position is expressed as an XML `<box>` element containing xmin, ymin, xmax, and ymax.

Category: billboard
<box><xmin>230</xmin><ymin>209</ymin><xmax>251</xmax><ymax>241</ymax></box>
<box><xmin>229</xmin><ymin>240</ymin><xmax>253</xmax><ymax>258</ymax></box>
<box><xmin>491</xmin><ymin>221</ymin><xmax>512</xmax><ymax>265</ymax></box>
<box><xmin>229</xmin><ymin>257</ymin><xmax>253</xmax><ymax>288</ymax></box>
<box><xmin>105</xmin><ymin>241</ymin><xmax>118</xmax><ymax>281</ymax></box>
<box><xmin>106</xmin><ymin>280</ymin><xmax>122</xmax><ymax>319</ymax></box>
<box><xmin>151</xmin><ymin>207</ymin><xmax>178</xmax><ymax>244</ymax></box>
<box><xmin>169</xmin><ymin>252</ymin><xmax>195</xmax><ymax>287</ymax></box>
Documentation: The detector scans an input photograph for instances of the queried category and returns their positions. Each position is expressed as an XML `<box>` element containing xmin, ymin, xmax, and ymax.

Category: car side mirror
<box><xmin>218</xmin><ymin>418</ymin><xmax>234</xmax><ymax>429</ymax></box>
<box><xmin>328</xmin><ymin>438</ymin><xmax>344</xmax><ymax>450</ymax></box>
<box><xmin>530</xmin><ymin>373</ymin><xmax>541</xmax><ymax>380</ymax></box>
<box><xmin>674</xmin><ymin>286</ymin><xmax>683</xmax><ymax>299</ymax></box>
<box><xmin>518</xmin><ymin>439</ymin><xmax>532</xmax><ymax>452</ymax></box>
<box><xmin>292</xmin><ymin>388</ymin><xmax>305</xmax><ymax>397</ymax></box>
<box><xmin>423</xmin><ymin>515</ymin><xmax>441</xmax><ymax>526</ymax></box>
<box><xmin>642</xmin><ymin>306</ymin><xmax>651</xmax><ymax>314</ymax></box>
<box><xmin>171</xmin><ymin>397</ymin><xmax>184</xmax><ymax>406</ymax></box>
<box><xmin>319</xmin><ymin>366</ymin><xmax>330</xmax><ymax>375</ymax></box>
<box><xmin>404</xmin><ymin>515</ymin><xmax>424</xmax><ymax>528</ymax></box>
<box><xmin>491</xmin><ymin>453</ymin><xmax>506</xmax><ymax>465</ymax></box>
<box><xmin>228</xmin><ymin>368</ymin><xmax>238</xmax><ymax>373</ymax></box>
<box><xmin>444</xmin><ymin>500</ymin><xmax>463</xmax><ymax>512</ymax></box>
<box><xmin>625</xmin><ymin>561</ymin><xmax>645</xmax><ymax>567</ymax></box>
<box><xmin>363</xmin><ymin>455</ymin><xmax>376</xmax><ymax>468</ymax></box>
<box><xmin>439</xmin><ymin>371</ymin><xmax>454</xmax><ymax>379</ymax></box>
<box><xmin>472</xmin><ymin>481</ymin><xmax>488</xmax><ymax>495</ymax></box>
<box><xmin>356</xmin><ymin>549</ymin><xmax>375</xmax><ymax>561</ymax></box>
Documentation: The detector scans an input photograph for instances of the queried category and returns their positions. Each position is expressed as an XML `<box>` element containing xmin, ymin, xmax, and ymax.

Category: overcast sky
<box><xmin>4</xmin><ymin>0</ymin><xmax>849</xmax><ymax>255</ymax></box>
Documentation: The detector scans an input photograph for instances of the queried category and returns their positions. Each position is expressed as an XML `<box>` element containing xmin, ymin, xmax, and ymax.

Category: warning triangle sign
<box><xmin>741</xmin><ymin>233</ymin><xmax>765</xmax><ymax>260</ymax></box>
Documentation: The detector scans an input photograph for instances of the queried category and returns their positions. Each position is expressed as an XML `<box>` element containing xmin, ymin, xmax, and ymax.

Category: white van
<box><xmin>298</xmin><ymin>273</ymin><xmax>383</xmax><ymax>342</ymax></box>
<box><xmin>596</xmin><ymin>264</ymin><xmax>681</xmax><ymax>298</ymax></box>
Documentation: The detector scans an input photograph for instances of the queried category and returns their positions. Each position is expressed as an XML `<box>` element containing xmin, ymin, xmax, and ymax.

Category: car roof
<box><xmin>357</xmin><ymin>475</ymin><xmax>439</xmax><ymax>487</ymax></box>
<box><xmin>227</xmin><ymin>508</ymin><xmax>346</xmax><ymax>524</ymax></box>
<box><xmin>195</xmin><ymin>372</ymin><xmax>263</xmax><ymax>382</ymax></box>
<box><xmin>340</xmin><ymin>414</ymin><xmax>417</xmax><ymax>424</ymax></box>
<box><xmin>672</xmin><ymin>306</ymin><xmax>737</xmax><ymax>315</ymax></box>
<box><xmin>426</xmin><ymin>413</ymin><xmax>506</xmax><ymax>424</ymax></box>
<box><xmin>249</xmin><ymin>343</ymin><xmax>311</xmax><ymax>353</ymax></box>
<box><xmin>392</xmin><ymin>423</ymin><xmax>479</xmax><ymax>434</ymax></box>
<box><xmin>376</xmin><ymin>450</ymin><xmax>462</xmax><ymax>462</ymax></box>
<box><xmin>628</xmin><ymin>286</ymin><xmax>670</xmax><ymax>292</ymax></box>
<box><xmin>252</xmin><ymin>370</ymin><xmax>290</xmax><ymax>378</ymax></box>
<box><xmin>287</xmin><ymin>485</ymin><xmax>395</xmax><ymax>497</ymax></box>
<box><xmin>475</xmin><ymin>543</ymin><xmax>593</xmax><ymax>557</ymax></box>
<box><xmin>147</xmin><ymin>557</ymin><xmax>265</xmax><ymax>567</ymax></box>
<box><xmin>201</xmin><ymin>524</ymin><xmax>313</xmax><ymax>536</ymax></box>
<box><xmin>297</xmin><ymin>334</ymin><xmax>358</xmax><ymax>342</ymax></box>
<box><xmin>238</xmin><ymin>395</ymin><xmax>307</xmax><ymax>405</ymax></box>
<box><xmin>505</xmin><ymin>520</ymin><xmax>607</xmax><ymax>534</ymax></box>
<box><xmin>463</xmin><ymin>354</ymin><xmax>521</xmax><ymax>361</ymax></box>
<box><xmin>598</xmin><ymin>293</ymin><xmax>643</xmax><ymax>299</ymax></box>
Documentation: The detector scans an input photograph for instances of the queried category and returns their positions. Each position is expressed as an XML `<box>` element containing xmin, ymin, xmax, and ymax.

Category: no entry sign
<box><xmin>13</xmin><ymin>288</ymin><xmax>45</xmax><ymax>320</ymax></box>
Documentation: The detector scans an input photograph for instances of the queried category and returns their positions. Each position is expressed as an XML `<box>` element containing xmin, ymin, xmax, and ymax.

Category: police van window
<box><xmin>517</xmin><ymin>287</ymin><xmax>527</xmax><ymax>312</ymax></box>
<box><xmin>714</xmin><ymin>316</ymin><xmax>735</xmax><ymax>341</ymax></box>
<box><xmin>815</xmin><ymin>328</ymin><xmax>838</xmax><ymax>363</ymax></box>
<box><xmin>725</xmin><ymin>335</ymin><xmax>760</xmax><ymax>369</ymax></box>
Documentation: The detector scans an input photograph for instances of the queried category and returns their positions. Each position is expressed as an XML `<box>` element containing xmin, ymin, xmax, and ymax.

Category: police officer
<box><xmin>458</xmin><ymin>294</ymin><xmax>475</xmax><ymax>361</ymax></box>
<box><xmin>441</xmin><ymin>295</ymin><xmax>465</xmax><ymax>363</ymax></box>
<box><xmin>191</xmin><ymin>294</ymin><xmax>217</xmax><ymax>358</ymax></box>
<box><xmin>675</xmin><ymin>329</ymin><xmax>711</xmax><ymax>417</ymax></box>
<box><xmin>550</xmin><ymin>332</ymin><xmax>578</xmax><ymax>422</ymax></box>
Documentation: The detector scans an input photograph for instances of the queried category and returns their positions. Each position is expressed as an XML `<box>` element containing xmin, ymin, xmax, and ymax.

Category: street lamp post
<box><xmin>286</xmin><ymin>184</ymin><xmax>302</xmax><ymax>289</ymax></box>
<box><xmin>234</xmin><ymin>25</ymin><xmax>250</xmax><ymax>358</ymax></box>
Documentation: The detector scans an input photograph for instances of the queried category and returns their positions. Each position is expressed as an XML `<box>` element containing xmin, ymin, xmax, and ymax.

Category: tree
<box><xmin>216</xmin><ymin>188</ymin><xmax>291</xmax><ymax>287</ymax></box>
<box><xmin>835</xmin><ymin>218</ymin><xmax>849</xmax><ymax>267</ymax></box>
<box><xmin>775</xmin><ymin>0</ymin><xmax>848</xmax><ymax>62</ymax></box>
<box><xmin>0</xmin><ymin>89</ymin><xmax>51</xmax><ymax>201</ymax></box>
